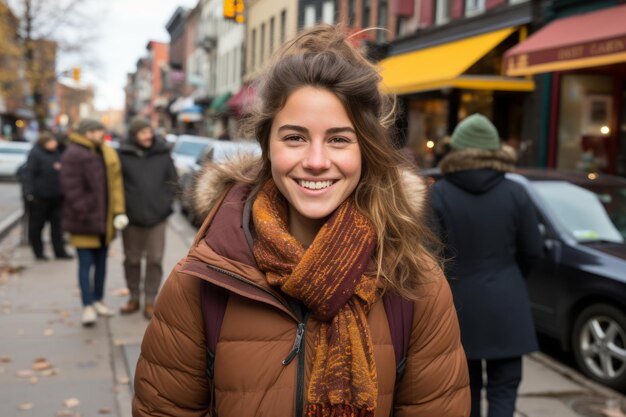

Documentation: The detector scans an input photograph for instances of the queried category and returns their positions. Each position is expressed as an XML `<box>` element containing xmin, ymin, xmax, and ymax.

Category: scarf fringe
<box><xmin>306</xmin><ymin>404</ymin><xmax>375</xmax><ymax>417</ymax></box>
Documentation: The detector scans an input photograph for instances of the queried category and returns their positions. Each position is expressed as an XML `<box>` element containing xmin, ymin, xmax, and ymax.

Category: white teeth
<box><xmin>298</xmin><ymin>180</ymin><xmax>333</xmax><ymax>190</ymax></box>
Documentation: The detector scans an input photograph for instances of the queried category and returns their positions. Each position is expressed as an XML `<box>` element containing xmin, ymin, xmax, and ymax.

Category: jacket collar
<box><xmin>69</xmin><ymin>133</ymin><xmax>99</xmax><ymax>150</ymax></box>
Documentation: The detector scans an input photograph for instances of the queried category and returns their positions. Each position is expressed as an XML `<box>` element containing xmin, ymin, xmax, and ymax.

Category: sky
<box><xmin>87</xmin><ymin>0</ymin><xmax>199</xmax><ymax>110</ymax></box>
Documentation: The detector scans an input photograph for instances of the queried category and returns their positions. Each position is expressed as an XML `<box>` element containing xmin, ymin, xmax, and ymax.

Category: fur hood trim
<box><xmin>439</xmin><ymin>145</ymin><xmax>517</xmax><ymax>174</ymax></box>
<box><xmin>191</xmin><ymin>156</ymin><xmax>427</xmax><ymax>221</ymax></box>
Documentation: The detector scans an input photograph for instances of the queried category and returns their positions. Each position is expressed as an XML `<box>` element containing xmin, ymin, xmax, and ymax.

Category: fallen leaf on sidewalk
<box><xmin>0</xmin><ymin>355</ymin><xmax>11</xmax><ymax>363</ymax></box>
<box><xmin>98</xmin><ymin>407</ymin><xmax>112</xmax><ymax>414</ymax></box>
<box><xmin>56</xmin><ymin>410</ymin><xmax>78</xmax><ymax>416</ymax></box>
<box><xmin>39</xmin><ymin>368</ymin><xmax>59</xmax><ymax>376</ymax></box>
<box><xmin>63</xmin><ymin>398</ymin><xmax>80</xmax><ymax>408</ymax></box>
<box><xmin>116</xmin><ymin>376</ymin><xmax>129</xmax><ymax>385</ymax></box>
<box><xmin>17</xmin><ymin>403</ymin><xmax>34</xmax><ymax>411</ymax></box>
<box><xmin>32</xmin><ymin>358</ymin><xmax>52</xmax><ymax>371</ymax></box>
<box><xmin>602</xmin><ymin>408</ymin><xmax>626</xmax><ymax>417</ymax></box>
<box><xmin>16</xmin><ymin>369</ymin><xmax>35</xmax><ymax>378</ymax></box>
<box><xmin>29</xmin><ymin>376</ymin><xmax>38</xmax><ymax>384</ymax></box>
<box><xmin>112</xmin><ymin>339</ymin><xmax>125</xmax><ymax>346</ymax></box>
<box><xmin>43</xmin><ymin>329</ymin><xmax>54</xmax><ymax>336</ymax></box>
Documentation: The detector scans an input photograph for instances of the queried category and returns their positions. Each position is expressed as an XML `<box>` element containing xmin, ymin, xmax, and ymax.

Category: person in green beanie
<box><xmin>430</xmin><ymin>113</ymin><xmax>542</xmax><ymax>417</ymax></box>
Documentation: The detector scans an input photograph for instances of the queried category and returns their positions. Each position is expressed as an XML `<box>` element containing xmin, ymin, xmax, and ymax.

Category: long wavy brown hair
<box><xmin>236</xmin><ymin>25</ymin><xmax>441</xmax><ymax>297</ymax></box>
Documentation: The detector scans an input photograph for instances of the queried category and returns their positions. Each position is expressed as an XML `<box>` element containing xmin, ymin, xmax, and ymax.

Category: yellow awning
<box><xmin>379</xmin><ymin>27</ymin><xmax>534</xmax><ymax>95</ymax></box>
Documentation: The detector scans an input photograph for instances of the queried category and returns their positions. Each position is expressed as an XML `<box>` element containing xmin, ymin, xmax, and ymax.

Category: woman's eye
<box><xmin>284</xmin><ymin>135</ymin><xmax>304</xmax><ymax>142</ymax></box>
<box><xmin>329</xmin><ymin>136</ymin><xmax>351</xmax><ymax>144</ymax></box>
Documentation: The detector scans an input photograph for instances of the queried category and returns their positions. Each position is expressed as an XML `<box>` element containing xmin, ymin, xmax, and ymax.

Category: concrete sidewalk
<box><xmin>0</xmin><ymin>213</ymin><xmax>624</xmax><ymax>417</ymax></box>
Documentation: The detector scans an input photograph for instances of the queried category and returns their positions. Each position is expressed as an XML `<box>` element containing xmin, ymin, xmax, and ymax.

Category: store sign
<box><xmin>506</xmin><ymin>35</ymin><xmax>626</xmax><ymax>75</ymax></box>
<box><xmin>224</xmin><ymin>0</ymin><xmax>245</xmax><ymax>23</ymax></box>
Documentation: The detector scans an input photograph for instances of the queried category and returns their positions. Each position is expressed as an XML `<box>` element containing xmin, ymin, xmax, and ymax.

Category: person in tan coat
<box><xmin>133</xmin><ymin>25</ymin><xmax>470</xmax><ymax>417</ymax></box>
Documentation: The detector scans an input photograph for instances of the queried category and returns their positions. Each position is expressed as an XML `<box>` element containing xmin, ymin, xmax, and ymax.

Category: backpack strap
<box><xmin>200</xmin><ymin>280</ymin><xmax>229</xmax><ymax>380</ymax></box>
<box><xmin>382</xmin><ymin>292</ymin><xmax>414</xmax><ymax>382</ymax></box>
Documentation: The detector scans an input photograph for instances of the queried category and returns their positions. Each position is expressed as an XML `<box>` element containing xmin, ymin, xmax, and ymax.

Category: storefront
<box><xmin>380</xmin><ymin>26</ymin><xmax>534</xmax><ymax>167</ymax></box>
<box><xmin>504</xmin><ymin>3</ymin><xmax>626</xmax><ymax>176</ymax></box>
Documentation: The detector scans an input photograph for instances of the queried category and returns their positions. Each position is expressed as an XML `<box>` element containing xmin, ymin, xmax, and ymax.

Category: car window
<box><xmin>173</xmin><ymin>141</ymin><xmax>208</xmax><ymax>157</ymax></box>
<box><xmin>0</xmin><ymin>148</ymin><xmax>30</xmax><ymax>155</ymax></box>
<box><xmin>531</xmin><ymin>181</ymin><xmax>625</xmax><ymax>243</ymax></box>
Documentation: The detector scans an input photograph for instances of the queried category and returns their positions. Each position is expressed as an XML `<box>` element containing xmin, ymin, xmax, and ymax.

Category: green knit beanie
<box><xmin>450</xmin><ymin>114</ymin><xmax>500</xmax><ymax>150</ymax></box>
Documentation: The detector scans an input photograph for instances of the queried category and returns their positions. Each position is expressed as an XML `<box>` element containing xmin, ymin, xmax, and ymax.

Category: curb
<box><xmin>529</xmin><ymin>352</ymin><xmax>626</xmax><ymax>400</ymax></box>
<box><xmin>0</xmin><ymin>208</ymin><xmax>24</xmax><ymax>242</ymax></box>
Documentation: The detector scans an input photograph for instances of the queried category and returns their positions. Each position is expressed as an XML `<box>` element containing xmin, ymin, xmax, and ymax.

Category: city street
<box><xmin>0</xmin><ymin>206</ymin><xmax>623</xmax><ymax>417</ymax></box>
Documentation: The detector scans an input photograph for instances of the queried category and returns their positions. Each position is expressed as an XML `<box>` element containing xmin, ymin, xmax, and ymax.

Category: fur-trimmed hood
<box><xmin>438</xmin><ymin>145</ymin><xmax>518</xmax><ymax>195</ymax></box>
<box><xmin>439</xmin><ymin>145</ymin><xmax>517</xmax><ymax>175</ymax></box>
<box><xmin>190</xmin><ymin>155</ymin><xmax>428</xmax><ymax>222</ymax></box>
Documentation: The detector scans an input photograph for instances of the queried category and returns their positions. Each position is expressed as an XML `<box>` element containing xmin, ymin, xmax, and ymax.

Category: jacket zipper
<box><xmin>282</xmin><ymin>312</ymin><xmax>308</xmax><ymax>417</ymax></box>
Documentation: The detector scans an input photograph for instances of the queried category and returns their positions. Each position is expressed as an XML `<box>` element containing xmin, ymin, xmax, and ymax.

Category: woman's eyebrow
<box><xmin>278</xmin><ymin>124</ymin><xmax>307</xmax><ymax>134</ymax></box>
<box><xmin>277</xmin><ymin>125</ymin><xmax>356</xmax><ymax>135</ymax></box>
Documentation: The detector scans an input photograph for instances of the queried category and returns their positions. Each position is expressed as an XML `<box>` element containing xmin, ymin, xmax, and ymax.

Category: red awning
<box><xmin>504</xmin><ymin>4</ymin><xmax>626</xmax><ymax>76</ymax></box>
<box><xmin>227</xmin><ymin>83</ymin><xmax>257</xmax><ymax>117</ymax></box>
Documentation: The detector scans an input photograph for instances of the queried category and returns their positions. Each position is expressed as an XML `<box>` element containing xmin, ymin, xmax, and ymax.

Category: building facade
<box><xmin>505</xmin><ymin>0</ymin><xmax>626</xmax><ymax>176</ymax></box>
<box><xmin>378</xmin><ymin>0</ymin><xmax>533</xmax><ymax>166</ymax></box>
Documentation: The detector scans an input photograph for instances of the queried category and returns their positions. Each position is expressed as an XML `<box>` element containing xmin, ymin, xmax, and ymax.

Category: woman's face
<box><xmin>269</xmin><ymin>86</ymin><xmax>362</xmax><ymax>229</ymax></box>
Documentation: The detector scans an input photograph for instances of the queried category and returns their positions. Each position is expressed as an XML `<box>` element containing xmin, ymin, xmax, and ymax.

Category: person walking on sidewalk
<box><xmin>133</xmin><ymin>25</ymin><xmax>470</xmax><ymax>417</ymax></box>
<box><xmin>117</xmin><ymin>117</ymin><xmax>177</xmax><ymax>320</ymax></box>
<box><xmin>60</xmin><ymin>118</ymin><xmax>128</xmax><ymax>327</ymax></box>
<box><xmin>430</xmin><ymin>114</ymin><xmax>543</xmax><ymax>417</ymax></box>
<box><xmin>21</xmin><ymin>132</ymin><xmax>72</xmax><ymax>260</ymax></box>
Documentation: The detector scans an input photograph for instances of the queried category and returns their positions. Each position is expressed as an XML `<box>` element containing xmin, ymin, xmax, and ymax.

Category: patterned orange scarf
<box><xmin>252</xmin><ymin>180</ymin><xmax>379</xmax><ymax>417</ymax></box>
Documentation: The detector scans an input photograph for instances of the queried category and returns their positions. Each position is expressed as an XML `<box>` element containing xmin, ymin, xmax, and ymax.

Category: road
<box><xmin>0</xmin><ymin>181</ymin><xmax>22</xmax><ymax>222</ymax></box>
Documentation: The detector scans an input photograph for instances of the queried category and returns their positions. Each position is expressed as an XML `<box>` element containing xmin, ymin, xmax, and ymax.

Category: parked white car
<box><xmin>170</xmin><ymin>135</ymin><xmax>213</xmax><ymax>177</ymax></box>
<box><xmin>0</xmin><ymin>141</ymin><xmax>32</xmax><ymax>179</ymax></box>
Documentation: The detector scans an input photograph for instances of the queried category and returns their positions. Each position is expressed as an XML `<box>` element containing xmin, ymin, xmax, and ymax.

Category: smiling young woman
<box><xmin>133</xmin><ymin>25</ymin><xmax>470</xmax><ymax>417</ymax></box>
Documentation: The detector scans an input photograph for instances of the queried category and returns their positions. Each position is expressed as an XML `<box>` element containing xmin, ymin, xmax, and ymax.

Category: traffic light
<box><xmin>72</xmin><ymin>67</ymin><xmax>80</xmax><ymax>82</ymax></box>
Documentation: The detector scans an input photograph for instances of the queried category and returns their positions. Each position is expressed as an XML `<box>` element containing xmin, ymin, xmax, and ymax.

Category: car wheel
<box><xmin>572</xmin><ymin>304</ymin><xmax>626</xmax><ymax>391</ymax></box>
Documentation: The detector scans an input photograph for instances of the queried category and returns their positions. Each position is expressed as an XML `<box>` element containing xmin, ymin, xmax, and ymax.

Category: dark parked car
<box><xmin>179</xmin><ymin>139</ymin><xmax>261</xmax><ymax>225</ymax></box>
<box><xmin>424</xmin><ymin>168</ymin><xmax>626</xmax><ymax>391</ymax></box>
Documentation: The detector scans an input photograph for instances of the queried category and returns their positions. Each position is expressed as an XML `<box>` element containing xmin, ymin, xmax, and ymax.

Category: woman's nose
<box><xmin>302</xmin><ymin>142</ymin><xmax>331</xmax><ymax>170</ymax></box>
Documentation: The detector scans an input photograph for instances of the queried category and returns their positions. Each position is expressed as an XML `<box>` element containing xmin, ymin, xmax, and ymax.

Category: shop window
<box><xmin>509</xmin><ymin>0</ymin><xmax>528</xmax><ymax>4</ymax></box>
<box><xmin>377</xmin><ymin>0</ymin><xmax>388</xmax><ymax>42</ymax></box>
<box><xmin>558</xmin><ymin>74</ymin><xmax>613</xmax><ymax>173</ymax></box>
<box><xmin>465</xmin><ymin>0</ymin><xmax>486</xmax><ymax>17</ymax></box>
<box><xmin>280</xmin><ymin>10</ymin><xmax>287</xmax><ymax>44</ymax></box>
<box><xmin>304</xmin><ymin>5</ymin><xmax>316</xmax><ymax>27</ymax></box>
<box><xmin>322</xmin><ymin>1</ymin><xmax>335</xmax><ymax>24</ymax></box>
<box><xmin>436</xmin><ymin>0</ymin><xmax>453</xmax><ymax>25</ymax></box>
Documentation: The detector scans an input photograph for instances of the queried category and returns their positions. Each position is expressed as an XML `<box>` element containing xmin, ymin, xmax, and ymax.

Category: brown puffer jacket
<box><xmin>133</xmin><ymin>159</ymin><xmax>470</xmax><ymax>417</ymax></box>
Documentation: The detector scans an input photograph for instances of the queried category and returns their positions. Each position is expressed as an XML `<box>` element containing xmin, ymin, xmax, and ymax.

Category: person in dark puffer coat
<box><xmin>21</xmin><ymin>131</ymin><xmax>72</xmax><ymax>260</ymax></box>
<box><xmin>117</xmin><ymin>117</ymin><xmax>177</xmax><ymax>319</ymax></box>
<box><xmin>60</xmin><ymin>118</ymin><xmax>127</xmax><ymax>327</ymax></box>
<box><xmin>430</xmin><ymin>113</ymin><xmax>543</xmax><ymax>417</ymax></box>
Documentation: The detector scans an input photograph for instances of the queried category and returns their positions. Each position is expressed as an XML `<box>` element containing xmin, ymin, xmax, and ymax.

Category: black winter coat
<box><xmin>117</xmin><ymin>138</ymin><xmax>177</xmax><ymax>227</ymax></box>
<box><xmin>22</xmin><ymin>145</ymin><xmax>63</xmax><ymax>199</ymax></box>
<box><xmin>430</xmin><ymin>147</ymin><xmax>542</xmax><ymax>359</ymax></box>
